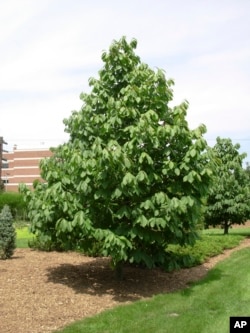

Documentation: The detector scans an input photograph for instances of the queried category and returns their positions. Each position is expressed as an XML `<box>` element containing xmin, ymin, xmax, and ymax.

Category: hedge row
<box><xmin>0</xmin><ymin>192</ymin><xmax>28</xmax><ymax>221</ymax></box>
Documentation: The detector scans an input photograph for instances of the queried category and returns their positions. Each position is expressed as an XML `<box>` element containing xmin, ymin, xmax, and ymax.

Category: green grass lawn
<box><xmin>54</xmin><ymin>247</ymin><xmax>250</xmax><ymax>333</ymax></box>
<box><xmin>15</xmin><ymin>226</ymin><xmax>34</xmax><ymax>248</ymax></box>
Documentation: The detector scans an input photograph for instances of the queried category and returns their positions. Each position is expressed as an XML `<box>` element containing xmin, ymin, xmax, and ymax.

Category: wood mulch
<box><xmin>1</xmin><ymin>230</ymin><xmax>250</xmax><ymax>333</ymax></box>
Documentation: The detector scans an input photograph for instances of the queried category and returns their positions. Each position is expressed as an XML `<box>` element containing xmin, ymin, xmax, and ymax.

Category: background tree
<box><xmin>23</xmin><ymin>37</ymin><xmax>213</xmax><ymax>272</ymax></box>
<box><xmin>0</xmin><ymin>204</ymin><xmax>16</xmax><ymax>259</ymax></box>
<box><xmin>204</xmin><ymin>137</ymin><xmax>250</xmax><ymax>234</ymax></box>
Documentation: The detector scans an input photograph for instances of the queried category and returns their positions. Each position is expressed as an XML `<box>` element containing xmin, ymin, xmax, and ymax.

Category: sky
<box><xmin>0</xmin><ymin>0</ymin><xmax>250</xmax><ymax>163</ymax></box>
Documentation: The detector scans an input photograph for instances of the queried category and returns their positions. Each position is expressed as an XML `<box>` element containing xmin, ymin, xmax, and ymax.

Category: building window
<box><xmin>2</xmin><ymin>162</ymin><xmax>9</xmax><ymax>168</ymax></box>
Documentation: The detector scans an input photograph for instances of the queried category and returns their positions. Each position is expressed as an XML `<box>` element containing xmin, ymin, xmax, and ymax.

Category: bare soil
<box><xmin>1</xmin><ymin>230</ymin><xmax>250</xmax><ymax>333</ymax></box>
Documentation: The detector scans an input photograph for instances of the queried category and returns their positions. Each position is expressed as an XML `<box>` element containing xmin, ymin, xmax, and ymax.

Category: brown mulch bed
<box><xmin>1</xmin><ymin>236</ymin><xmax>250</xmax><ymax>333</ymax></box>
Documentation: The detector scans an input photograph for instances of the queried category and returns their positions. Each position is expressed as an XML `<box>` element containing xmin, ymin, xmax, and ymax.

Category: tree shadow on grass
<box><xmin>46</xmin><ymin>256</ymin><xmax>212</xmax><ymax>303</ymax></box>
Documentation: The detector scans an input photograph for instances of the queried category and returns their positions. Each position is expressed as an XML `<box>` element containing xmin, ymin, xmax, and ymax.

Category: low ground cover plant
<box><xmin>166</xmin><ymin>233</ymin><xmax>245</xmax><ymax>269</ymax></box>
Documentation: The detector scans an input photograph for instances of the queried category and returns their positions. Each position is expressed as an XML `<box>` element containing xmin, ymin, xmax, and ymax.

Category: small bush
<box><xmin>0</xmin><ymin>205</ymin><xmax>16</xmax><ymax>259</ymax></box>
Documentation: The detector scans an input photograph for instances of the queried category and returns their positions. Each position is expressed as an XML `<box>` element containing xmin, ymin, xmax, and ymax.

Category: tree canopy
<box><xmin>23</xmin><ymin>37</ymin><xmax>213</xmax><ymax>271</ymax></box>
<box><xmin>204</xmin><ymin>137</ymin><xmax>250</xmax><ymax>234</ymax></box>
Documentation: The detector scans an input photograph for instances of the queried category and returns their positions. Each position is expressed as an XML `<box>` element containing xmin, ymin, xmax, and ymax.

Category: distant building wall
<box><xmin>2</xmin><ymin>147</ymin><xmax>53</xmax><ymax>192</ymax></box>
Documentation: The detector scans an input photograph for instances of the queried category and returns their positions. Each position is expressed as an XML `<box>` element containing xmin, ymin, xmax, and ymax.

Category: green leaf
<box><xmin>136</xmin><ymin>215</ymin><xmax>149</xmax><ymax>227</ymax></box>
<box><xmin>140</xmin><ymin>199</ymin><xmax>154</xmax><ymax>210</ymax></box>
<box><xmin>57</xmin><ymin>219</ymin><xmax>68</xmax><ymax>232</ymax></box>
<box><xmin>183</xmin><ymin>172</ymin><xmax>194</xmax><ymax>183</ymax></box>
<box><xmin>139</xmin><ymin>152</ymin><xmax>153</xmax><ymax>165</ymax></box>
<box><xmin>63</xmin><ymin>201</ymin><xmax>68</xmax><ymax>213</ymax></box>
<box><xmin>154</xmin><ymin>192</ymin><xmax>167</xmax><ymax>205</ymax></box>
<box><xmin>169</xmin><ymin>161</ymin><xmax>174</xmax><ymax>169</ymax></box>
<box><xmin>112</xmin><ymin>187</ymin><xmax>122</xmax><ymax>199</ymax></box>
<box><xmin>174</xmin><ymin>168</ymin><xmax>180</xmax><ymax>176</ymax></box>
<box><xmin>116</xmin><ymin>206</ymin><xmax>131</xmax><ymax>219</ymax></box>
<box><xmin>190</xmin><ymin>149</ymin><xmax>196</xmax><ymax>157</ymax></box>
<box><xmin>136</xmin><ymin>170</ymin><xmax>149</xmax><ymax>183</ymax></box>
<box><xmin>121</xmin><ymin>172</ymin><xmax>135</xmax><ymax>186</ymax></box>
<box><xmin>149</xmin><ymin>217</ymin><xmax>166</xmax><ymax>229</ymax></box>
<box><xmin>124</xmin><ymin>157</ymin><xmax>131</xmax><ymax>169</ymax></box>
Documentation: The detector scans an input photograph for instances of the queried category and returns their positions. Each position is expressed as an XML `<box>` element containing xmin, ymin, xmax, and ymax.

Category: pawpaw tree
<box><xmin>23</xmin><ymin>37</ymin><xmax>213</xmax><ymax>271</ymax></box>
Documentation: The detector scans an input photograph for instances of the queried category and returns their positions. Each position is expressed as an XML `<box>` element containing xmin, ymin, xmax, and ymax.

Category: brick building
<box><xmin>2</xmin><ymin>147</ymin><xmax>53</xmax><ymax>192</ymax></box>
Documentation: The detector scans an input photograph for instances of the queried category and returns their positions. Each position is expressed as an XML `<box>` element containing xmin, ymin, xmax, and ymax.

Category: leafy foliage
<box><xmin>0</xmin><ymin>180</ymin><xmax>4</xmax><ymax>193</ymax></box>
<box><xmin>0</xmin><ymin>192</ymin><xmax>28</xmax><ymax>220</ymax></box>
<box><xmin>0</xmin><ymin>205</ymin><xmax>16</xmax><ymax>259</ymax></box>
<box><xmin>167</xmin><ymin>233</ymin><xmax>244</xmax><ymax>269</ymax></box>
<box><xmin>22</xmin><ymin>37</ymin><xmax>213</xmax><ymax>270</ymax></box>
<box><xmin>204</xmin><ymin>137</ymin><xmax>250</xmax><ymax>234</ymax></box>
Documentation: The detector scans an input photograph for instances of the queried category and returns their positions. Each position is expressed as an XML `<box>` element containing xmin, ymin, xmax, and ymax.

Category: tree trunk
<box><xmin>224</xmin><ymin>221</ymin><xmax>229</xmax><ymax>235</ymax></box>
<box><xmin>114</xmin><ymin>261</ymin><xmax>124</xmax><ymax>280</ymax></box>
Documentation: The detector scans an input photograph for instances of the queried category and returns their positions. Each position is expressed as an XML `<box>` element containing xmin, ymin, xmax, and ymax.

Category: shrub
<box><xmin>0</xmin><ymin>205</ymin><xmax>16</xmax><ymax>259</ymax></box>
<box><xmin>0</xmin><ymin>192</ymin><xmax>28</xmax><ymax>221</ymax></box>
<box><xmin>28</xmin><ymin>235</ymin><xmax>66</xmax><ymax>252</ymax></box>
